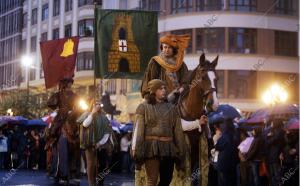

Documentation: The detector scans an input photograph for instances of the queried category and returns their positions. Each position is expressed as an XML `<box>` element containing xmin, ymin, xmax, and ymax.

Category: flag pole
<box><xmin>93</xmin><ymin>1</ymin><xmax>99</xmax><ymax>183</ymax></box>
<box><xmin>93</xmin><ymin>1</ymin><xmax>97</xmax><ymax>102</ymax></box>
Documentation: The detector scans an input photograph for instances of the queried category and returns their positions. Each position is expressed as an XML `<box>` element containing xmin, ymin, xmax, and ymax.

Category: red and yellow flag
<box><xmin>40</xmin><ymin>37</ymin><xmax>79</xmax><ymax>89</ymax></box>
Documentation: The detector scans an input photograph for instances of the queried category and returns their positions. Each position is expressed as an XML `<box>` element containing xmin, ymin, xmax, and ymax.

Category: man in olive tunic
<box><xmin>141</xmin><ymin>34</ymin><xmax>190</xmax><ymax>102</ymax></box>
<box><xmin>133</xmin><ymin>79</ymin><xmax>186</xmax><ymax>186</ymax></box>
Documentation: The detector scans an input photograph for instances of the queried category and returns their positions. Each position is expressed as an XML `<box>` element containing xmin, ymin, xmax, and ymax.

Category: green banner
<box><xmin>94</xmin><ymin>9</ymin><xmax>158</xmax><ymax>79</ymax></box>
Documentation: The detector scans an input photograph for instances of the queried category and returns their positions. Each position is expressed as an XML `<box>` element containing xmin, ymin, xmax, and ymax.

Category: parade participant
<box><xmin>265</xmin><ymin>119</ymin><xmax>285</xmax><ymax>186</ymax></box>
<box><xmin>46</xmin><ymin>78</ymin><xmax>79</xmax><ymax>184</ymax></box>
<box><xmin>140</xmin><ymin>34</ymin><xmax>190</xmax><ymax>103</ymax></box>
<box><xmin>79</xmin><ymin>101</ymin><xmax>113</xmax><ymax>186</ymax></box>
<box><xmin>132</xmin><ymin>79</ymin><xmax>186</xmax><ymax>186</ymax></box>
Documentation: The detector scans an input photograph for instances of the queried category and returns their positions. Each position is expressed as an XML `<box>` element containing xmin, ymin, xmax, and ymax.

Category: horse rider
<box><xmin>140</xmin><ymin>34</ymin><xmax>190</xmax><ymax>103</ymax></box>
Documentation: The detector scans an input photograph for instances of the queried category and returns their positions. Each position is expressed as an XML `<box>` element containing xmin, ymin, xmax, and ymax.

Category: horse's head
<box><xmin>190</xmin><ymin>53</ymin><xmax>219</xmax><ymax>113</ymax></box>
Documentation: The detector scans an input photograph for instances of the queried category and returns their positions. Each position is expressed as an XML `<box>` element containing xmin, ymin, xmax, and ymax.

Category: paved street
<box><xmin>0</xmin><ymin>170</ymin><xmax>134</xmax><ymax>186</ymax></box>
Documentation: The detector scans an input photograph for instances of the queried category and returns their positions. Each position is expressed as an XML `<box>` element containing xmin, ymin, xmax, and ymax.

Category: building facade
<box><xmin>0</xmin><ymin>0</ymin><xmax>23</xmax><ymax>91</ymax></box>
<box><xmin>141</xmin><ymin>0</ymin><xmax>299</xmax><ymax>111</ymax></box>
<box><xmin>17</xmin><ymin>0</ymin><xmax>142</xmax><ymax>119</ymax></box>
<box><xmin>1</xmin><ymin>0</ymin><xmax>299</xmax><ymax>118</ymax></box>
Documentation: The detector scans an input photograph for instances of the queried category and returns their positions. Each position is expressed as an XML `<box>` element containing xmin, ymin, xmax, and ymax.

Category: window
<box><xmin>229</xmin><ymin>0</ymin><xmax>256</xmax><ymax>12</ymax></box>
<box><xmin>171</xmin><ymin>0</ymin><xmax>193</xmax><ymax>14</ymax></box>
<box><xmin>120</xmin><ymin>0</ymin><xmax>128</xmax><ymax>9</ymax></box>
<box><xmin>65</xmin><ymin>24</ymin><xmax>72</xmax><ymax>37</ymax></box>
<box><xmin>53</xmin><ymin>28</ymin><xmax>59</xmax><ymax>39</ymax></box>
<box><xmin>140</xmin><ymin>0</ymin><xmax>160</xmax><ymax>11</ymax></box>
<box><xmin>149</xmin><ymin>0</ymin><xmax>160</xmax><ymax>11</ymax></box>
<box><xmin>171</xmin><ymin>29</ymin><xmax>192</xmax><ymax>53</ymax></box>
<box><xmin>78</xmin><ymin>19</ymin><xmax>94</xmax><ymax>37</ymax></box>
<box><xmin>196</xmin><ymin>0</ymin><xmax>223</xmax><ymax>11</ymax></box>
<box><xmin>229</xmin><ymin>28</ymin><xmax>257</xmax><ymax>54</ymax></box>
<box><xmin>31</xmin><ymin>8</ymin><xmax>37</xmax><ymax>25</ymax></box>
<box><xmin>41</xmin><ymin>32</ymin><xmax>47</xmax><ymax>42</ymax></box>
<box><xmin>140</xmin><ymin>0</ymin><xmax>147</xmax><ymax>10</ymax></box>
<box><xmin>275</xmin><ymin>31</ymin><xmax>297</xmax><ymax>57</ymax></box>
<box><xmin>76</xmin><ymin>52</ymin><xmax>94</xmax><ymax>71</ymax></box>
<box><xmin>0</xmin><ymin>36</ymin><xmax>22</xmax><ymax>64</ymax></box>
<box><xmin>228</xmin><ymin>70</ymin><xmax>257</xmax><ymax>99</ymax></box>
<box><xmin>0</xmin><ymin>0</ymin><xmax>22</xmax><ymax>14</ymax></box>
<box><xmin>275</xmin><ymin>0</ymin><xmax>298</xmax><ymax>16</ymax></box>
<box><xmin>215</xmin><ymin>70</ymin><xmax>224</xmax><ymax>98</ymax></box>
<box><xmin>30</xmin><ymin>68</ymin><xmax>35</xmax><ymax>81</ymax></box>
<box><xmin>120</xmin><ymin>79</ymin><xmax>127</xmax><ymax>94</ymax></box>
<box><xmin>78</xmin><ymin>0</ymin><xmax>94</xmax><ymax>7</ymax></box>
<box><xmin>21</xmin><ymin>39</ymin><xmax>26</xmax><ymax>54</ymax></box>
<box><xmin>31</xmin><ymin>36</ymin><xmax>37</xmax><ymax>52</ymax></box>
<box><xmin>274</xmin><ymin>72</ymin><xmax>299</xmax><ymax>102</ymax></box>
<box><xmin>131</xmin><ymin>79</ymin><xmax>142</xmax><ymax>92</ymax></box>
<box><xmin>53</xmin><ymin>0</ymin><xmax>60</xmax><ymax>16</ymax></box>
<box><xmin>65</xmin><ymin>0</ymin><xmax>73</xmax><ymax>12</ymax></box>
<box><xmin>40</xmin><ymin>63</ymin><xmax>44</xmax><ymax>78</ymax></box>
<box><xmin>42</xmin><ymin>4</ymin><xmax>49</xmax><ymax>21</ymax></box>
<box><xmin>23</xmin><ymin>13</ymin><xmax>27</xmax><ymax>28</ymax></box>
<box><xmin>106</xmin><ymin>79</ymin><xmax>116</xmax><ymax>95</ymax></box>
<box><xmin>196</xmin><ymin>28</ymin><xmax>225</xmax><ymax>53</ymax></box>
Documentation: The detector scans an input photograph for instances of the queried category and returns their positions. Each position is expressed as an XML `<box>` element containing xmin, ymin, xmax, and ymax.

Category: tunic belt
<box><xmin>145</xmin><ymin>136</ymin><xmax>173</xmax><ymax>142</ymax></box>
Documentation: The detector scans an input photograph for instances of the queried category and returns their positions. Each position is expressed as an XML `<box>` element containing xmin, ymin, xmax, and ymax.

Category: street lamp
<box><xmin>78</xmin><ymin>99</ymin><xmax>89</xmax><ymax>111</ymax></box>
<box><xmin>262</xmin><ymin>83</ymin><xmax>288</xmax><ymax>105</ymax></box>
<box><xmin>7</xmin><ymin>109</ymin><xmax>13</xmax><ymax>116</ymax></box>
<box><xmin>21</xmin><ymin>55</ymin><xmax>33</xmax><ymax>113</ymax></box>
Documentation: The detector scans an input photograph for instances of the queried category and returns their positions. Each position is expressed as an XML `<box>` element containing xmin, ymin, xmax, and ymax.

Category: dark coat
<box><xmin>265</xmin><ymin>128</ymin><xmax>285</xmax><ymax>164</ymax></box>
<box><xmin>245</xmin><ymin>135</ymin><xmax>264</xmax><ymax>162</ymax></box>
<box><xmin>215</xmin><ymin>132</ymin><xmax>239</xmax><ymax>172</ymax></box>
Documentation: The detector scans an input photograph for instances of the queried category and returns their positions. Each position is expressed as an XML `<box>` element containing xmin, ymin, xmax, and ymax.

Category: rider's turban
<box><xmin>160</xmin><ymin>34</ymin><xmax>190</xmax><ymax>50</ymax></box>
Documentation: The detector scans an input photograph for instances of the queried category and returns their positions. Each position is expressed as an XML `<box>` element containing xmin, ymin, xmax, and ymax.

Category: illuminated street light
<box><xmin>21</xmin><ymin>55</ymin><xmax>33</xmax><ymax>67</ymax></box>
<box><xmin>79</xmin><ymin>99</ymin><xmax>89</xmax><ymax>111</ymax></box>
<box><xmin>262</xmin><ymin>83</ymin><xmax>288</xmax><ymax>105</ymax></box>
<box><xmin>7</xmin><ymin>109</ymin><xmax>13</xmax><ymax>116</ymax></box>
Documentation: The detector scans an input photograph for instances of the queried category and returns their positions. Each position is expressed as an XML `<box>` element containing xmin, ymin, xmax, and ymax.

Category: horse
<box><xmin>135</xmin><ymin>53</ymin><xmax>219</xmax><ymax>186</ymax></box>
<box><xmin>178</xmin><ymin>52</ymin><xmax>219</xmax><ymax>121</ymax></box>
<box><xmin>172</xmin><ymin>53</ymin><xmax>219</xmax><ymax>186</ymax></box>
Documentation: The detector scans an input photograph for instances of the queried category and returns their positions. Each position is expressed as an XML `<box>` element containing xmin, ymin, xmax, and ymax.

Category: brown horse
<box><xmin>176</xmin><ymin>53</ymin><xmax>219</xmax><ymax>186</ymax></box>
<box><xmin>178</xmin><ymin>53</ymin><xmax>219</xmax><ymax>121</ymax></box>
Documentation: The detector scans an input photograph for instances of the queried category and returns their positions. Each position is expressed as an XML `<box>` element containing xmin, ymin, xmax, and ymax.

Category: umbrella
<box><xmin>242</xmin><ymin>104</ymin><xmax>299</xmax><ymax>124</ymax></box>
<box><xmin>0</xmin><ymin>116</ymin><xmax>28</xmax><ymax>127</ymax></box>
<box><xmin>208</xmin><ymin>112</ymin><xmax>226</xmax><ymax>125</ymax></box>
<box><xmin>110</xmin><ymin>120</ymin><xmax>121</xmax><ymax>133</ymax></box>
<box><xmin>208</xmin><ymin>104</ymin><xmax>241</xmax><ymax>125</ymax></box>
<box><xmin>243</xmin><ymin>109</ymin><xmax>269</xmax><ymax>124</ymax></box>
<box><xmin>23</xmin><ymin>119</ymin><xmax>48</xmax><ymax>127</ymax></box>
<box><xmin>285</xmin><ymin>117</ymin><xmax>299</xmax><ymax>130</ymax></box>
<box><xmin>120</xmin><ymin>123</ymin><xmax>133</xmax><ymax>133</ymax></box>
<box><xmin>208</xmin><ymin>104</ymin><xmax>241</xmax><ymax>120</ymax></box>
<box><xmin>269</xmin><ymin>104</ymin><xmax>299</xmax><ymax>117</ymax></box>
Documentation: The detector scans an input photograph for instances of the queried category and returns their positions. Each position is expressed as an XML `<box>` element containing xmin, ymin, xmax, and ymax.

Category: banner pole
<box><xmin>93</xmin><ymin>1</ymin><xmax>98</xmax><ymax>102</ymax></box>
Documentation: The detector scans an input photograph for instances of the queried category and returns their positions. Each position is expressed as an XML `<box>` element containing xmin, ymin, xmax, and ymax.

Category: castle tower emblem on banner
<box><xmin>108</xmin><ymin>15</ymin><xmax>140</xmax><ymax>73</ymax></box>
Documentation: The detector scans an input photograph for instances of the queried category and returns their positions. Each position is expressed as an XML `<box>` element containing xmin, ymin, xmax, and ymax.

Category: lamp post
<box><xmin>7</xmin><ymin>109</ymin><xmax>13</xmax><ymax>116</ymax></box>
<box><xmin>262</xmin><ymin>83</ymin><xmax>288</xmax><ymax>105</ymax></box>
<box><xmin>21</xmin><ymin>55</ymin><xmax>33</xmax><ymax>110</ymax></box>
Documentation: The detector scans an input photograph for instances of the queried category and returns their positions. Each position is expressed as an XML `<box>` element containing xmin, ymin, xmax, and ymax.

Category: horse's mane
<box><xmin>188</xmin><ymin>66</ymin><xmax>198</xmax><ymax>85</ymax></box>
<box><xmin>180</xmin><ymin>64</ymin><xmax>201</xmax><ymax>100</ymax></box>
